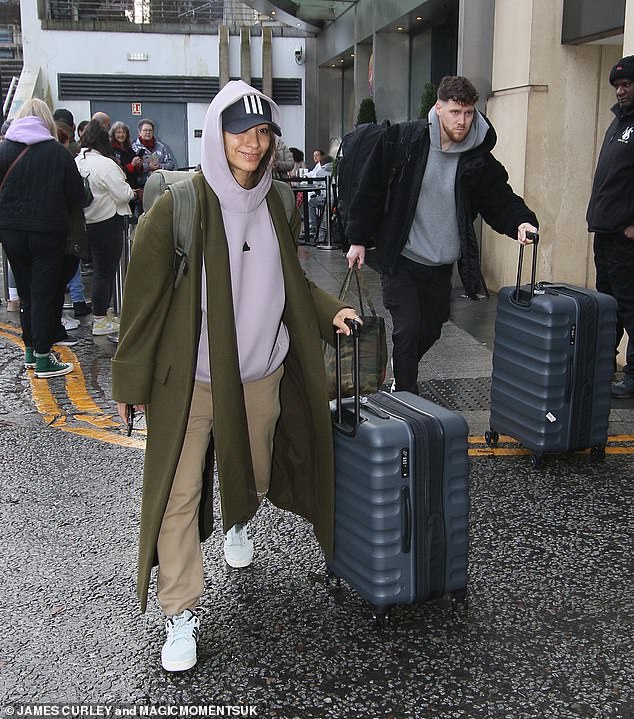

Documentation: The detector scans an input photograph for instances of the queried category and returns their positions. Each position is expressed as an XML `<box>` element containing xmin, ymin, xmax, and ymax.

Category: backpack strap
<box><xmin>272</xmin><ymin>178</ymin><xmax>295</xmax><ymax>223</ymax></box>
<box><xmin>168</xmin><ymin>178</ymin><xmax>197</xmax><ymax>289</ymax></box>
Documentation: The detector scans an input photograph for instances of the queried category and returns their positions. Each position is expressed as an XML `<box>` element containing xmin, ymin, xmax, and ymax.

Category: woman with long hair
<box><xmin>76</xmin><ymin>120</ymin><xmax>134</xmax><ymax>336</ymax></box>
<box><xmin>0</xmin><ymin>98</ymin><xmax>85</xmax><ymax>377</ymax></box>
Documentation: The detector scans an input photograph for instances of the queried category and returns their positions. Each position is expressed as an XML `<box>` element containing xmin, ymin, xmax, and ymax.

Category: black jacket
<box><xmin>587</xmin><ymin>104</ymin><xmax>634</xmax><ymax>233</ymax></box>
<box><xmin>346</xmin><ymin>118</ymin><xmax>538</xmax><ymax>295</ymax></box>
<box><xmin>0</xmin><ymin>138</ymin><xmax>85</xmax><ymax>235</ymax></box>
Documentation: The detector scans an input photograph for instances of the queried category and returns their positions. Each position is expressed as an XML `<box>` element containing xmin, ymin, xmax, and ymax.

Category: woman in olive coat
<box><xmin>111</xmin><ymin>81</ymin><xmax>358</xmax><ymax>672</ymax></box>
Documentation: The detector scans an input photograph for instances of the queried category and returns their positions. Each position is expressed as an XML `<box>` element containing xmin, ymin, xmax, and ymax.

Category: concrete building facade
<box><xmin>9</xmin><ymin>0</ymin><xmax>634</xmax><ymax>294</ymax></box>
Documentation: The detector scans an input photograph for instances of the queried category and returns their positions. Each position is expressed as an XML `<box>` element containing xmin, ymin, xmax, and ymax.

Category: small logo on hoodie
<box><xmin>618</xmin><ymin>126</ymin><xmax>634</xmax><ymax>143</ymax></box>
<box><xmin>242</xmin><ymin>242</ymin><xmax>251</xmax><ymax>252</ymax></box>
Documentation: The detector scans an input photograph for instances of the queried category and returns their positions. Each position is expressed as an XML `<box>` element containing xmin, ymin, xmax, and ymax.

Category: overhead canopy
<box><xmin>241</xmin><ymin>0</ymin><xmax>359</xmax><ymax>33</ymax></box>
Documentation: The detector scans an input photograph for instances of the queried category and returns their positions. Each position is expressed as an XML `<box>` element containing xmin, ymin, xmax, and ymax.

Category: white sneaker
<box><xmin>92</xmin><ymin>317</ymin><xmax>119</xmax><ymax>336</ymax></box>
<box><xmin>161</xmin><ymin>609</ymin><xmax>200</xmax><ymax>672</ymax></box>
<box><xmin>224</xmin><ymin>523</ymin><xmax>254</xmax><ymax>568</ymax></box>
<box><xmin>61</xmin><ymin>315</ymin><xmax>80</xmax><ymax>330</ymax></box>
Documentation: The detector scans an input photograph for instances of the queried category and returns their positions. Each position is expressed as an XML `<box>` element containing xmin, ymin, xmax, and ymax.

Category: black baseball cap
<box><xmin>222</xmin><ymin>94</ymin><xmax>281</xmax><ymax>136</ymax></box>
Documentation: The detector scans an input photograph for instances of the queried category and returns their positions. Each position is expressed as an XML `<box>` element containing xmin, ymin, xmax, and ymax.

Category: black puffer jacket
<box><xmin>0</xmin><ymin>139</ymin><xmax>85</xmax><ymax>234</ymax></box>
<box><xmin>587</xmin><ymin>103</ymin><xmax>634</xmax><ymax>233</ymax></box>
<box><xmin>346</xmin><ymin>118</ymin><xmax>538</xmax><ymax>295</ymax></box>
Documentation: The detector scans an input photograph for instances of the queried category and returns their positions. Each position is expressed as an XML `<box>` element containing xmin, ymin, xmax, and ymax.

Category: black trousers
<box><xmin>87</xmin><ymin>214</ymin><xmax>124</xmax><ymax>316</ymax></box>
<box><xmin>1</xmin><ymin>229</ymin><xmax>66</xmax><ymax>354</ymax></box>
<box><xmin>381</xmin><ymin>255</ymin><xmax>453</xmax><ymax>393</ymax></box>
<box><xmin>594</xmin><ymin>231</ymin><xmax>634</xmax><ymax>376</ymax></box>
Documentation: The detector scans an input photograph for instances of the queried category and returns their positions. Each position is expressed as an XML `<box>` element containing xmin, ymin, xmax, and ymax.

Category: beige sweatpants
<box><xmin>156</xmin><ymin>366</ymin><xmax>283</xmax><ymax>616</ymax></box>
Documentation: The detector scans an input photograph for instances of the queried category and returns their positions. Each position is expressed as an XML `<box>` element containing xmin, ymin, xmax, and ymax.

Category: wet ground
<box><xmin>0</xmin><ymin>246</ymin><xmax>632</xmax><ymax>717</ymax></box>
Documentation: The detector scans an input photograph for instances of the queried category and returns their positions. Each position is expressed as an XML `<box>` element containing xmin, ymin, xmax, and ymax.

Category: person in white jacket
<box><xmin>76</xmin><ymin>120</ymin><xmax>135</xmax><ymax>336</ymax></box>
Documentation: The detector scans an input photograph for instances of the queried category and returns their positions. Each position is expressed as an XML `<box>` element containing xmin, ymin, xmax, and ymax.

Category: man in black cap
<box><xmin>587</xmin><ymin>55</ymin><xmax>634</xmax><ymax>398</ymax></box>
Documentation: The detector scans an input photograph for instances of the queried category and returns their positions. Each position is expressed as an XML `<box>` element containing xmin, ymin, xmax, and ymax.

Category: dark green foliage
<box><xmin>419</xmin><ymin>82</ymin><xmax>437</xmax><ymax>119</ymax></box>
<box><xmin>356</xmin><ymin>97</ymin><xmax>377</xmax><ymax>126</ymax></box>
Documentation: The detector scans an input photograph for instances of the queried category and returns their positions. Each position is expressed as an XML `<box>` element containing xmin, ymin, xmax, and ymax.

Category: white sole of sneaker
<box><xmin>34</xmin><ymin>367</ymin><xmax>73</xmax><ymax>378</ymax></box>
<box><xmin>92</xmin><ymin>328</ymin><xmax>118</xmax><ymax>336</ymax></box>
<box><xmin>224</xmin><ymin>553</ymin><xmax>254</xmax><ymax>569</ymax></box>
<box><xmin>161</xmin><ymin>654</ymin><xmax>197</xmax><ymax>672</ymax></box>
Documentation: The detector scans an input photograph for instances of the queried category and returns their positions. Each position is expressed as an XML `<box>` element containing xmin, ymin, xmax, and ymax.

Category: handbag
<box><xmin>65</xmin><ymin>206</ymin><xmax>91</xmax><ymax>259</ymax></box>
<box><xmin>81</xmin><ymin>173</ymin><xmax>94</xmax><ymax>207</ymax></box>
<box><xmin>324</xmin><ymin>267</ymin><xmax>388</xmax><ymax>399</ymax></box>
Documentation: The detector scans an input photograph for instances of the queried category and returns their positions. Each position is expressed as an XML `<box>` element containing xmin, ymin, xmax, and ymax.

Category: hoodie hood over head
<box><xmin>5</xmin><ymin>116</ymin><xmax>56</xmax><ymax>145</ymax></box>
<box><xmin>427</xmin><ymin>106</ymin><xmax>489</xmax><ymax>153</ymax></box>
<box><xmin>195</xmin><ymin>80</ymin><xmax>290</xmax><ymax>385</ymax></box>
<box><xmin>201</xmin><ymin>80</ymin><xmax>281</xmax><ymax>212</ymax></box>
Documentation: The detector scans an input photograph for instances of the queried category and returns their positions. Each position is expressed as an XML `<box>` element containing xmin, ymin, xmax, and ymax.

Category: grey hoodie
<box><xmin>401</xmin><ymin>107</ymin><xmax>489</xmax><ymax>266</ymax></box>
<box><xmin>195</xmin><ymin>80</ymin><xmax>289</xmax><ymax>384</ymax></box>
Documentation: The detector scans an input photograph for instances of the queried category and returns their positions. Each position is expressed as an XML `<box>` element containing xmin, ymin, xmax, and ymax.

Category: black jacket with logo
<box><xmin>345</xmin><ymin>118</ymin><xmax>538</xmax><ymax>295</ymax></box>
<box><xmin>587</xmin><ymin>104</ymin><xmax>634</xmax><ymax>234</ymax></box>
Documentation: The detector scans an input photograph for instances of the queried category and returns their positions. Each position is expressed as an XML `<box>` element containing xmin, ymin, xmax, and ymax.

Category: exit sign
<box><xmin>131</xmin><ymin>103</ymin><xmax>142</xmax><ymax>115</ymax></box>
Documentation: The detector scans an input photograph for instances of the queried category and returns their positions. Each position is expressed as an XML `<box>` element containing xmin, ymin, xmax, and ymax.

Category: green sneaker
<box><xmin>24</xmin><ymin>347</ymin><xmax>36</xmax><ymax>369</ymax></box>
<box><xmin>34</xmin><ymin>352</ymin><xmax>73</xmax><ymax>378</ymax></box>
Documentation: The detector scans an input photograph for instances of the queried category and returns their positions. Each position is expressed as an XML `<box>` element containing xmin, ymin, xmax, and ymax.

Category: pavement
<box><xmin>0</xmin><ymin>245</ymin><xmax>632</xmax><ymax>717</ymax></box>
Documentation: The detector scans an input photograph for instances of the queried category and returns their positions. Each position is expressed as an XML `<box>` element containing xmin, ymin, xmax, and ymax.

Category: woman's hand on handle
<box><xmin>116</xmin><ymin>401</ymin><xmax>145</xmax><ymax>425</ymax></box>
<box><xmin>332</xmin><ymin>308</ymin><xmax>363</xmax><ymax>336</ymax></box>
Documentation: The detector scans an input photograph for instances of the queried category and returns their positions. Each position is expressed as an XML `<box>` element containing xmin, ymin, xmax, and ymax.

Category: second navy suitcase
<box><xmin>327</xmin><ymin>322</ymin><xmax>470</xmax><ymax>622</ymax></box>
<box><xmin>487</xmin><ymin>236</ymin><xmax>617</xmax><ymax>467</ymax></box>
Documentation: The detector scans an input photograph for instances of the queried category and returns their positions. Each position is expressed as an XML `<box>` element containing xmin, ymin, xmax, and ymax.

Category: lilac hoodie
<box><xmin>5</xmin><ymin>116</ymin><xmax>55</xmax><ymax>144</ymax></box>
<box><xmin>195</xmin><ymin>81</ymin><xmax>289</xmax><ymax>385</ymax></box>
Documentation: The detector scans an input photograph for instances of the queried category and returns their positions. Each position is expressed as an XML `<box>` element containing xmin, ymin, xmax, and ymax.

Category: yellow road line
<box><xmin>61</xmin><ymin>425</ymin><xmax>146</xmax><ymax>449</ymax></box>
<box><xmin>2</xmin><ymin>327</ymin><xmax>634</xmax><ymax>455</ymax></box>
<box><xmin>55</xmin><ymin>345</ymin><xmax>119</xmax><ymax>429</ymax></box>
<box><xmin>0</xmin><ymin>329</ymin><xmax>142</xmax><ymax>446</ymax></box>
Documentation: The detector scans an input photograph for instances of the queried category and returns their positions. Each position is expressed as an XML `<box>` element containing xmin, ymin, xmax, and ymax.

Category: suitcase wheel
<box><xmin>484</xmin><ymin>430</ymin><xmax>499</xmax><ymax>446</ymax></box>
<box><xmin>372</xmin><ymin>607</ymin><xmax>391</xmax><ymax>627</ymax></box>
<box><xmin>590</xmin><ymin>445</ymin><xmax>606</xmax><ymax>463</ymax></box>
<box><xmin>530</xmin><ymin>453</ymin><xmax>544</xmax><ymax>470</ymax></box>
<box><xmin>450</xmin><ymin>588</ymin><xmax>468</xmax><ymax>611</ymax></box>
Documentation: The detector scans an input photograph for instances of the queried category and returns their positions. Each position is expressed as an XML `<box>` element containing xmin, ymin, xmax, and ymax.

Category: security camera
<box><xmin>294</xmin><ymin>46</ymin><xmax>304</xmax><ymax>65</ymax></box>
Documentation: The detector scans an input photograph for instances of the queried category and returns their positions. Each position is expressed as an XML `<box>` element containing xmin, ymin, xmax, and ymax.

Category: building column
<box><xmin>219</xmin><ymin>25</ymin><xmax>229</xmax><ymax>89</ymax></box>
<box><xmin>372</xmin><ymin>32</ymin><xmax>410</xmax><ymax>123</ymax></box>
<box><xmin>240</xmin><ymin>26</ymin><xmax>251</xmax><ymax>83</ymax></box>
<box><xmin>480</xmin><ymin>0</ymin><xmax>620</xmax><ymax>293</ymax></box>
<box><xmin>457</xmin><ymin>0</ymin><xmax>494</xmax><ymax>107</ymax></box>
<box><xmin>262</xmin><ymin>27</ymin><xmax>272</xmax><ymax>98</ymax></box>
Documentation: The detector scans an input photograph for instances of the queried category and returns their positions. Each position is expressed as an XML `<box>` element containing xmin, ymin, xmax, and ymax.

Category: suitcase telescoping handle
<box><xmin>333</xmin><ymin>318</ymin><xmax>362</xmax><ymax>436</ymax></box>
<box><xmin>513</xmin><ymin>231</ymin><xmax>540</xmax><ymax>307</ymax></box>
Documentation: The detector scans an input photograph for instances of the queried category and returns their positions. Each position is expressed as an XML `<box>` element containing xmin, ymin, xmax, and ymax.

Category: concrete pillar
<box><xmin>240</xmin><ymin>26</ymin><xmax>251</xmax><ymax>83</ymax></box>
<box><xmin>625</xmin><ymin>0</ymin><xmax>634</xmax><ymax>54</ymax></box>
<box><xmin>372</xmin><ymin>32</ymin><xmax>409</xmax><ymax>123</ymax></box>
<box><xmin>262</xmin><ymin>27</ymin><xmax>273</xmax><ymax>98</ymax></box>
<box><xmin>219</xmin><ymin>26</ymin><xmax>229</xmax><ymax>89</ymax></box>
<box><xmin>353</xmin><ymin>43</ymin><xmax>372</xmax><ymax>127</ymax></box>
<box><xmin>480</xmin><ymin>0</ymin><xmax>619</xmax><ymax>293</ymax></box>
<box><xmin>457</xmin><ymin>0</ymin><xmax>494</xmax><ymax>106</ymax></box>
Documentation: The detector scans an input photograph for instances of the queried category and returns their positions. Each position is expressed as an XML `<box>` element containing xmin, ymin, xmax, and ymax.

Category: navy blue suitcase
<box><xmin>487</xmin><ymin>237</ymin><xmax>617</xmax><ymax>467</ymax></box>
<box><xmin>327</xmin><ymin>322</ymin><xmax>470</xmax><ymax>622</ymax></box>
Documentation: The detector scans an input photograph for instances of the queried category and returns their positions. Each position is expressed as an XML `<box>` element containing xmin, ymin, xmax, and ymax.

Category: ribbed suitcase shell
<box><xmin>328</xmin><ymin>391</ymin><xmax>469</xmax><ymax>615</ymax></box>
<box><xmin>490</xmin><ymin>283</ymin><xmax>617</xmax><ymax>455</ymax></box>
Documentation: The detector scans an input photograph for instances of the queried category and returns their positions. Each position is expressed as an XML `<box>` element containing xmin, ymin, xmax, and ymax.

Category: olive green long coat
<box><xmin>111</xmin><ymin>174</ymin><xmax>347</xmax><ymax>612</ymax></box>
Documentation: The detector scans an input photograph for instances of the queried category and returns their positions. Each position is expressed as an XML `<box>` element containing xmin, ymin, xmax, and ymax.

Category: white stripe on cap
<box><xmin>243</xmin><ymin>94</ymin><xmax>264</xmax><ymax>115</ymax></box>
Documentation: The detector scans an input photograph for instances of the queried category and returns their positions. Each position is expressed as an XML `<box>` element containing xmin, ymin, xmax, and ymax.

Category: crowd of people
<box><xmin>0</xmin><ymin>104</ymin><xmax>176</xmax><ymax>375</ymax></box>
<box><xmin>1</xmin><ymin>58</ymin><xmax>633</xmax><ymax>672</ymax></box>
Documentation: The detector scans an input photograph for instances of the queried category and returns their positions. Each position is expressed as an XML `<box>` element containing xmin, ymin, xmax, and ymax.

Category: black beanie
<box><xmin>609</xmin><ymin>55</ymin><xmax>634</xmax><ymax>85</ymax></box>
<box><xmin>53</xmin><ymin>108</ymin><xmax>74</xmax><ymax>126</ymax></box>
